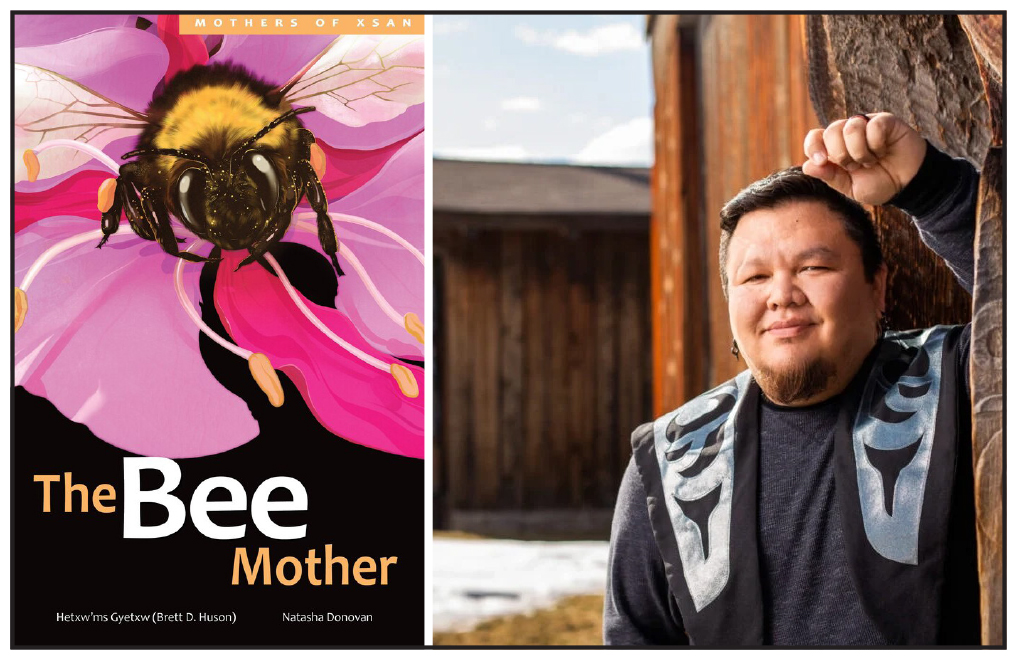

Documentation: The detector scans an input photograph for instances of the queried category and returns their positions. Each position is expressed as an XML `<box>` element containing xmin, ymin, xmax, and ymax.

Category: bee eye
<box><xmin>177</xmin><ymin>168</ymin><xmax>207</xmax><ymax>233</ymax></box>
<box><xmin>243</xmin><ymin>152</ymin><xmax>279</xmax><ymax>213</ymax></box>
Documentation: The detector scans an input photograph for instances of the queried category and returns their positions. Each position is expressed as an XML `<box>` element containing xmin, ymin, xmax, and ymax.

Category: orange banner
<box><xmin>179</xmin><ymin>14</ymin><xmax>423</xmax><ymax>35</ymax></box>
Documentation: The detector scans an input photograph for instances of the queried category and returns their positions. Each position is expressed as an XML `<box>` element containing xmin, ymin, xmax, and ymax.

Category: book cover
<box><xmin>13</xmin><ymin>12</ymin><xmax>425</xmax><ymax>647</ymax></box>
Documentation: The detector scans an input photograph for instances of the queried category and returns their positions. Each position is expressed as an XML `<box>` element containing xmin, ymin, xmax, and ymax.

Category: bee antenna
<box><xmin>235</xmin><ymin>107</ymin><xmax>316</xmax><ymax>154</ymax></box>
<box><xmin>122</xmin><ymin>147</ymin><xmax>212</xmax><ymax>166</ymax></box>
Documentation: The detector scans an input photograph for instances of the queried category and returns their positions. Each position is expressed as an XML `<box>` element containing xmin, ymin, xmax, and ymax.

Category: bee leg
<box><xmin>118</xmin><ymin>166</ymin><xmax>160</xmax><ymax>243</ymax></box>
<box><xmin>97</xmin><ymin>164</ymin><xmax>154</xmax><ymax>248</ymax></box>
<box><xmin>142</xmin><ymin>189</ymin><xmax>217</xmax><ymax>264</ymax></box>
<box><xmin>236</xmin><ymin>249</ymin><xmax>271</xmax><ymax>271</ymax></box>
<box><xmin>295</xmin><ymin>158</ymin><xmax>344</xmax><ymax>277</ymax></box>
<box><xmin>236</xmin><ymin>213</ymin><xmax>290</xmax><ymax>271</ymax></box>
<box><xmin>97</xmin><ymin>188</ymin><xmax>122</xmax><ymax>249</ymax></box>
<box><xmin>296</xmin><ymin>129</ymin><xmax>342</xmax><ymax>274</ymax></box>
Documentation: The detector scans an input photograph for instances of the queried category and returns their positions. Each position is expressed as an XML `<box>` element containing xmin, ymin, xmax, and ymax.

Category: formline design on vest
<box><xmin>651</xmin><ymin>370</ymin><xmax>752</xmax><ymax>612</ymax></box>
<box><xmin>853</xmin><ymin>326</ymin><xmax>947</xmax><ymax>565</ymax></box>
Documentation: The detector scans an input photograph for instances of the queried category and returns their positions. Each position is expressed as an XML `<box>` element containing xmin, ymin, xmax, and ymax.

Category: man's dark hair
<box><xmin>718</xmin><ymin>166</ymin><xmax>884</xmax><ymax>296</ymax></box>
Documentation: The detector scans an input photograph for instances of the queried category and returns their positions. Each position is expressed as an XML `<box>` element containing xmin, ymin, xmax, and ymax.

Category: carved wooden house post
<box><xmin>959</xmin><ymin>15</ymin><xmax>1003</xmax><ymax>647</ymax></box>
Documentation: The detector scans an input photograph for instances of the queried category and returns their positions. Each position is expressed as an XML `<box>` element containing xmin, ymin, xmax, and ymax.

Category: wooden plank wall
<box><xmin>650</xmin><ymin>17</ymin><xmax>707</xmax><ymax>415</ymax></box>
<box><xmin>436</xmin><ymin>226</ymin><xmax>652</xmax><ymax>515</ymax></box>
<box><xmin>651</xmin><ymin>15</ymin><xmax>820</xmax><ymax>414</ymax></box>
<box><xmin>699</xmin><ymin>14</ymin><xmax>821</xmax><ymax>389</ymax></box>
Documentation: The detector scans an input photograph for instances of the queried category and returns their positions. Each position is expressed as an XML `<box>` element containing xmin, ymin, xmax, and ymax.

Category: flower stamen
<box><xmin>20</xmin><ymin>228</ymin><xmax>104</xmax><ymax>295</ymax></box>
<box><xmin>17</xmin><ymin>227</ymin><xmax>105</xmax><ymax>332</ymax></box>
<box><xmin>172</xmin><ymin>242</ymin><xmax>250</xmax><ymax>360</ymax></box>
<box><xmin>23</xmin><ymin>139</ymin><xmax>121</xmax><ymax>181</ymax></box>
<box><xmin>295</xmin><ymin>212</ymin><xmax>424</xmax><ymax>265</ymax></box>
<box><xmin>262</xmin><ymin>252</ymin><xmax>418</xmax><ymax>398</ymax></box>
<box><xmin>172</xmin><ymin>240</ymin><xmax>285</xmax><ymax>407</ymax></box>
<box><xmin>294</xmin><ymin>219</ymin><xmax>423</xmax><ymax>345</ymax></box>
<box><xmin>262</xmin><ymin>252</ymin><xmax>386</xmax><ymax>370</ymax></box>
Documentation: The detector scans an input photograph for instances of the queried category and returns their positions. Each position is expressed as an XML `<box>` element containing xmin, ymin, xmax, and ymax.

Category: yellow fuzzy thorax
<box><xmin>154</xmin><ymin>84</ymin><xmax>293</xmax><ymax>156</ymax></box>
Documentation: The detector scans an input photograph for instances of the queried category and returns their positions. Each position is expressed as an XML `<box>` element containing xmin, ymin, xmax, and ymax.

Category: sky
<box><xmin>432</xmin><ymin>14</ymin><xmax>654</xmax><ymax>167</ymax></box>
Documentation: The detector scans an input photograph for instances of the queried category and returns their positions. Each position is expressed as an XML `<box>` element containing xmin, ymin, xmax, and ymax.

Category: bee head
<box><xmin>123</xmin><ymin>107</ymin><xmax>315</xmax><ymax>251</ymax></box>
<box><xmin>173</xmin><ymin>151</ymin><xmax>284</xmax><ymax>250</ymax></box>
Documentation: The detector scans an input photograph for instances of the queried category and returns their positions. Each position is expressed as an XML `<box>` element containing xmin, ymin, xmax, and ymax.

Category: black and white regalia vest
<box><xmin>630</xmin><ymin>325</ymin><xmax>968</xmax><ymax>645</ymax></box>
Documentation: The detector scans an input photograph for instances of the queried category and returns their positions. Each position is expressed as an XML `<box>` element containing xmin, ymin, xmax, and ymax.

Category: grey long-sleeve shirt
<box><xmin>604</xmin><ymin>144</ymin><xmax>980</xmax><ymax>646</ymax></box>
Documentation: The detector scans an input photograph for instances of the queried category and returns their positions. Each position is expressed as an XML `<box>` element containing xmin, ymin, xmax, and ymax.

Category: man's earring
<box><xmin>879</xmin><ymin>311</ymin><xmax>889</xmax><ymax>338</ymax></box>
<box><xmin>731</xmin><ymin>340</ymin><xmax>740</xmax><ymax>360</ymax></box>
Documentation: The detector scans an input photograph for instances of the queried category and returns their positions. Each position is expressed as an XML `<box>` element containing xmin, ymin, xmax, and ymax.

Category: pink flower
<box><xmin>14</xmin><ymin>16</ymin><xmax>425</xmax><ymax>459</ymax></box>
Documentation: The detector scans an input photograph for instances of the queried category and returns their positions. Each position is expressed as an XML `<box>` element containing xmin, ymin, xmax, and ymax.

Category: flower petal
<box><xmin>301</xmin><ymin>103</ymin><xmax>424</xmax><ymax>151</ymax></box>
<box><xmin>316</xmin><ymin>134</ymin><xmax>418</xmax><ymax>202</ymax></box>
<box><xmin>14</xmin><ymin>170</ymin><xmax>121</xmax><ymax>233</ymax></box>
<box><xmin>213</xmin><ymin>250</ymin><xmax>424</xmax><ymax>459</ymax></box>
<box><xmin>15</xmin><ymin>217</ymin><xmax>259</xmax><ymax>458</ymax></box>
<box><xmin>210</xmin><ymin>34</ymin><xmax>337</xmax><ymax>88</ymax></box>
<box><xmin>157</xmin><ymin>15</ymin><xmax>209</xmax><ymax>83</ymax></box>
<box><xmin>14</xmin><ymin>26</ymin><xmax>168</xmax><ymax>112</ymax></box>
<box><xmin>329</xmin><ymin>132</ymin><xmax>424</xmax><ymax>256</ymax></box>
<box><xmin>333</xmin><ymin>133</ymin><xmax>425</xmax><ymax>358</ymax></box>
<box><xmin>13</xmin><ymin>14</ymin><xmax>136</xmax><ymax>48</ymax></box>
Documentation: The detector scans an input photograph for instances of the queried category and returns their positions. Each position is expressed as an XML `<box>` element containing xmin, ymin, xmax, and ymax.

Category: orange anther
<box><xmin>390</xmin><ymin>364</ymin><xmax>419</xmax><ymax>398</ymax></box>
<box><xmin>14</xmin><ymin>287</ymin><xmax>27</xmax><ymax>333</ymax></box>
<box><xmin>24</xmin><ymin>150</ymin><xmax>40</xmax><ymax>183</ymax></box>
<box><xmin>97</xmin><ymin>178</ymin><xmax>118</xmax><ymax>213</ymax></box>
<box><xmin>404</xmin><ymin>312</ymin><xmax>424</xmax><ymax>344</ymax></box>
<box><xmin>309</xmin><ymin>142</ymin><xmax>326</xmax><ymax>179</ymax></box>
<box><xmin>248</xmin><ymin>353</ymin><xmax>285</xmax><ymax>407</ymax></box>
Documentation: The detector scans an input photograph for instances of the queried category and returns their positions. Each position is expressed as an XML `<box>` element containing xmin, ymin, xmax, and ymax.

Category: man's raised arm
<box><xmin>801</xmin><ymin>112</ymin><xmax>977</xmax><ymax>293</ymax></box>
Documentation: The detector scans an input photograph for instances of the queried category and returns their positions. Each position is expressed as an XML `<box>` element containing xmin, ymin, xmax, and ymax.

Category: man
<box><xmin>604</xmin><ymin>113</ymin><xmax>980</xmax><ymax>645</ymax></box>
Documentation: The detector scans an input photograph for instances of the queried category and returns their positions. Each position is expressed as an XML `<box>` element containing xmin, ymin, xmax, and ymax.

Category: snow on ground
<box><xmin>433</xmin><ymin>538</ymin><xmax>610</xmax><ymax>633</ymax></box>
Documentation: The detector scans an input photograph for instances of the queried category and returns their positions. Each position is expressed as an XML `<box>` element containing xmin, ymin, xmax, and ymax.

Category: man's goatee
<box><xmin>756</xmin><ymin>357</ymin><xmax>836</xmax><ymax>405</ymax></box>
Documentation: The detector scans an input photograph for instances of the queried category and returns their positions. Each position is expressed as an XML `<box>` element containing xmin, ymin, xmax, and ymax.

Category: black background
<box><xmin>12</xmin><ymin>244</ymin><xmax>424</xmax><ymax>647</ymax></box>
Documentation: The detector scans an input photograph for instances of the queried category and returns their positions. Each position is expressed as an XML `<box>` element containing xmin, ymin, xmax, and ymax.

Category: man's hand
<box><xmin>802</xmin><ymin>113</ymin><xmax>927</xmax><ymax>206</ymax></box>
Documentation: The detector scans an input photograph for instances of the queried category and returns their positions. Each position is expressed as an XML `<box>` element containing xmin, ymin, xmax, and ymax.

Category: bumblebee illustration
<box><xmin>17</xmin><ymin>35</ymin><xmax>424</xmax><ymax>274</ymax></box>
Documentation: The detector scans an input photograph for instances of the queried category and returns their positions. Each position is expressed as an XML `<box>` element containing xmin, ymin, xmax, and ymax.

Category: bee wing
<box><xmin>15</xmin><ymin>63</ymin><xmax>149</xmax><ymax>182</ymax></box>
<box><xmin>279</xmin><ymin>35</ymin><xmax>423</xmax><ymax>128</ymax></box>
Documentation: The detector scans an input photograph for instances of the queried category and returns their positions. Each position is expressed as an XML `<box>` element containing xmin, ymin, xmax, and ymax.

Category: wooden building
<box><xmin>649</xmin><ymin>13</ymin><xmax>1002</xmax><ymax>644</ymax></box>
<box><xmin>434</xmin><ymin>160</ymin><xmax>652</xmax><ymax>536</ymax></box>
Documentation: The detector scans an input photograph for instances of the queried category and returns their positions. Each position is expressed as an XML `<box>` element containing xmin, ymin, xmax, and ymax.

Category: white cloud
<box><xmin>514</xmin><ymin>24</ymin><xmax>541</xmax><ymax>45</ymax></box>
<box><xmin>433</xmin><ymin>18</ymin><xmax>471</xmax><ymax>35</ymax></box>
<box><xmin>436</xmin><ymin>145</ymin><xmax>532</xmax><ymax>162</ymax></box>
<box><xmin>514</xmin><ymin>22</ymin><xmax>644</xmax><ymax>56</ymax></box>
<box><xmin>501</xmin><ymin>96</ymin><xmax>542</xmax><ymax>112</ymax></box>
<box><xmin>573</xmin><ymin>117</ymin><xmax>653</xmax><ymax>166</ymax></box>
<box><xmin>482</xmin><ymin>117</ymin><xmax>498</xmax><ymax>131</ymax></box>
